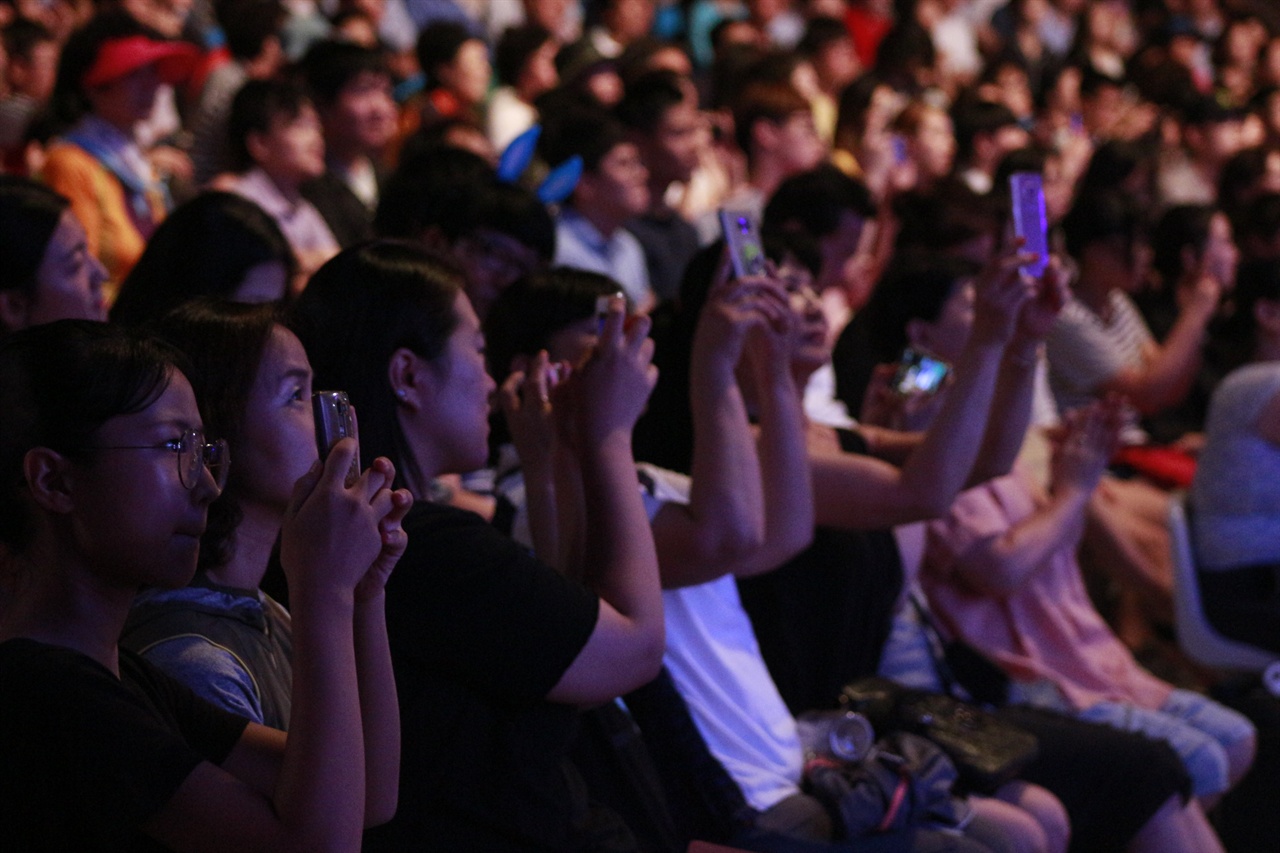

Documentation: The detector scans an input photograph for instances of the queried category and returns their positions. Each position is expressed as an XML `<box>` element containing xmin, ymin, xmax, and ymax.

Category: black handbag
<box><xmin>839</xmin><ymin>676</ymin><xmax>1039</xmax><ymax>795</ymax></box>
<box><xmin>804</xmin><ymin>732</ymin><xmax>972</xmax><ymax>839</ymax></box>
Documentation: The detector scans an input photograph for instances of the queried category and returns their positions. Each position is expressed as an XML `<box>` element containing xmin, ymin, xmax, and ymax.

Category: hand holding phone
<box><xmin>1010</xmin><ymin>172</ymin><xmax>1049</xmax><ymax>278</ymax></box>
<box><xmin>892</xmin><ymin>348</ymin><xmax>950</xmax><ymax>396</ymax></box>
<box><xmin>719</xmin><ymin>208</ymin><xmax>767</xmax><ymax>280</ymax></box>
<box><xmin>313</xmin><ymin>390</ymin><xmax>361</xmax><ymax>485</ymax></box>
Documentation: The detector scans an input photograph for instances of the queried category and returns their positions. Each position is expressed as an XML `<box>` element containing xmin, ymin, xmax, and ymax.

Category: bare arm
<box><xmin>654</xmin><ymin>276</ymin><xmax>778</xmax><ymax>588</ymax></box>
<box><xmin>815</xmin><ymin>248</ymin><xmax>1035</xmax><ymax>529</ymax></box>
<box><xmin>1100</xmin><ymin>276</ymin><xmax>1218</xmax><ymax>415</ymax></box>
<box><xmin>143</xmin><ymin>443</ymin><xmax>399</xmax><ymax>851</ymax></box>
<box><xmin>547</xmin><ymin>304</ymin><xmax>665</xmax><ymax>704</ymax></box>
<box><xmin>949</xmin><ymin>402</ymin><xmax>1120</xmax><ymax>598</ymax></box>
<box><xmin>969</xmin><ymin>256</ymin><xmax>1071</xmax><ymax>484</ymax></box>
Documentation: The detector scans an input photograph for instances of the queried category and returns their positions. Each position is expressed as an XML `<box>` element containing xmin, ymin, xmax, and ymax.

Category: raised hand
<box><xmin>354</xmin><ymin>457</ymin><xmax>414</xmax><ymax>603</ymax></box>
<box><xmin>499</xmin><ymin>349</ymin><xmax>569</xmax><ymax>469</ymax></box>
<box><xmin>1016</xmin><ymin>254</ymin><xmax>1071</xmax><ymax>343</ymax></box>
<box><xmin>1051</xmin><ymin>399</ymin><xmax>1125</xmax><ymax>496</ymax></box>
<box><xmin>970</xmin><ymin>242</ymin><xmax>1039</xmax><ymax>347</ymax></box>
<box><xmin>572</xmin><ymin>296</ymin><xmax>659</xmax><ymax>444</ymax></box>
<box><xmin>280</xmin><ymin>438</ymin><xmax>402</xmax><ymax>598</ymax></box>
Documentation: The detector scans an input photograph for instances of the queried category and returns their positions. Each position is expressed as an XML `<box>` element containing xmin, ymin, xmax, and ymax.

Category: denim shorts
<box><xmin>1079</xmin><ymin>689</ymin><xmax>1255</xmax><ymax>797</ymax></box>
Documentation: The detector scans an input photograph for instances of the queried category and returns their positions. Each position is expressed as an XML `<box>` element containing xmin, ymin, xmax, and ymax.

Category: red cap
<box><xmin>82</xmin><ymin>35</ymin><xmax>199</xmax><ymax>89</ymax></box>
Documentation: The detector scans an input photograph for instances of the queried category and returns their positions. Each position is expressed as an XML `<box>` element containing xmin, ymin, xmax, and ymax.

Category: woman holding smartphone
<box><xmin>291</xmin><ymin>240</ymin><xmax>665</xmax><ymax>851</ymax></box>
<box><xmin>0</xmin><ymin>320</ymin><xmax>407</xmax><ymax>850</ymax></box>
<box><xmin>119</xmin><ymin>300</ymin><xmax>375</xmax><ymax>732</ymax></box>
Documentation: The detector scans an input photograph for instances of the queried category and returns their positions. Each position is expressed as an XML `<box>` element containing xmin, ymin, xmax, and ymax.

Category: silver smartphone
<box><xmin>313</xmin><ymin>390</ymin><xmax>360</xmax><ymax>485</ymax></box>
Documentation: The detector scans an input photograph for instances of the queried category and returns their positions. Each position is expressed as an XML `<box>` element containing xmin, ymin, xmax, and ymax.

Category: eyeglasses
<box><xmin>94</xmin><ymin>428</ymin><xmax>230</xmax><ymax>491</ymax></box>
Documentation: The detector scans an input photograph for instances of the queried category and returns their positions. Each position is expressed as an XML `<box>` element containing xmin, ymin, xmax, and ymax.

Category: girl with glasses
<box><xmin>0</xmin><ymin>319</ymin><xmax>408</xmax><ymax>850</ymax></box>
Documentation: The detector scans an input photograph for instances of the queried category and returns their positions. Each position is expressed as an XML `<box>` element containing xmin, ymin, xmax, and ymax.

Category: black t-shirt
<box><xmin>364</xmin><ymin>501</ymin><xmax>603</xmax><ymax>852</ymax></box>
<box><xmin>0</xmin><ymin>638</ymin><xmax>249</xmax><ymax>852</ymax></box>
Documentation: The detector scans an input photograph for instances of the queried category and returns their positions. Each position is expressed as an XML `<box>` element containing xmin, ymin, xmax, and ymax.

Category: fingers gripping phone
<box><xmin>892</xmin><ymin>348</ymin><xmax>950</xmax><ymax>395</ymax></box>
<box><xmin>1010</xmin><ymin>171</ymin><xmax>1049</xmax><ymax>278</ymax></box>
<box><xmin>719</xmin><ymin>208</ymin><xmax>767</xmax><ymax>279</ymax></box>
<box><xmin>313</xmin><ymin>390</ymin><xmax>360</xmax><ymax>485</ymax></box>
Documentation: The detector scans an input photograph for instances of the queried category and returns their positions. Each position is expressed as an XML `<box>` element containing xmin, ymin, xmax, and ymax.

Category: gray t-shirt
<box><xmin>1190</xmin><ymin>362</ymin><xmax>1280</xmax><ymax>570</ymax></box>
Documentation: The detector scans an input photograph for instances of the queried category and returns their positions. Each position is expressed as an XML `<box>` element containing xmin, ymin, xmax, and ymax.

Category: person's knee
<box><xmin>995</xmin><ymin>781</ymin><xmax>1069</xmax><ymax>853</ymax></box>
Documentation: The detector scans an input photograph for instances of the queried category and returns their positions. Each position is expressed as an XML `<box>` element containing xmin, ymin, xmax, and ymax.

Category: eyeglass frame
<box><xmin>90</xmin><ymin>427</ymin><xmax>230</xmax><ymax>492</ymax></box>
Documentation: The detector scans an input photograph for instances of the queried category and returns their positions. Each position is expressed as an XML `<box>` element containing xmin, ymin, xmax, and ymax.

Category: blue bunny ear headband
<box><xmin>496</xmin><ymin>124</ymin><xmax>582</xmax><ymax>204</ymax></box>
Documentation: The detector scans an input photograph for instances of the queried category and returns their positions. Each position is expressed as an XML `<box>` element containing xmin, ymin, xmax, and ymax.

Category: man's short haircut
<box><xmin>494</xmin><ymin>23</ymin><xmax>553</xmax><ymax>87</ymax></box>
<box><xmin>1079</xmin><ymin>65</ymin><xmax>1125</xmax><ymax>99</ymax></box>
<box><xmin>797</xmin><ymin>16</ymin><xmax>849</xmax><ymax>59</ymax></box>
<box><xmin>616</xmin><ymin>68</ymin><xmax>687</xmax><ymax>134</ymax></box>
<box><xmin>300</xmin><ymin>39</ymin><xmax>388</xmax><ymax>106</ymax></box>
<box><xmin>731</xmin><ymin>80</ymin><xmax>809</xmax><ymax>157</ymax></box>
<box><xmin>951</xmin><ymin>96</ymin><xmax>1019</xmax><ymax>163</ymax></box>
<box><xmin>763</xmin><ymin>165</ymin><xmax>876</xmax><ymax>273</ymax></box>
<box><xmin>1061</xmin><ymin>189</ymin><xmax>1144</xmax><ymax>258</ymax></box>
<box><xmin>215</xmin><ymin>0</ymin><xmax>284</xmax><ymax>62</ymax></box>
<box><xmin>538</xmin><ymin>105</ymin><xmax>629</xmax><ymax>173</ymax></box>
<box><xmin>227</xmin><ymin>78</ymin><xmax>310</xmax><ymax>171</ymax></box>
<box><xmin>416</xmin><ymin>21</ymin><xmax>475</xmax><ymax>89</ymax></box>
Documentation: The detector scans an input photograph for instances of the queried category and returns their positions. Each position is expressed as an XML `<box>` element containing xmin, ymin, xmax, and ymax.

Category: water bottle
<box><xmin>797</xmin><ymin>710</ymin><xmax>876</xmax><ymax>762</ymax></box>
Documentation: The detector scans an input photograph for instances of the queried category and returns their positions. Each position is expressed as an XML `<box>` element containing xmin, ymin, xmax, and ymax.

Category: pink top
<box><xmin>922</xmin><ymin>469</ymin><xmax>1172</xmax><ymax>711</ymax></box>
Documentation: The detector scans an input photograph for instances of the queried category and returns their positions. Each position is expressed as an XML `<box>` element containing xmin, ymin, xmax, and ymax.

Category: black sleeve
<box><xmin>0</xmin><ymin>642</ymin><xmax>249</xmax><ymax>850</ymax></box>
<box><xmin>387</xmin><ymin>503</ymin><xmax>600</xmax><ymax>702</ymax></box>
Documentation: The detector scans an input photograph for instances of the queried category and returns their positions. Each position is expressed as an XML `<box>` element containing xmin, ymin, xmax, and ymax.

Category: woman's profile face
<box><xmin>69</xmin><ymin>370</ymin><xmax>219</xmax><ymax>589</ymax></box>
<box><xmin>29</xmin><ymin>211</ymin><xmax>108</xmax><ymax>326</ymax></box>
<box><xmin>420</xmin><ymin>292</ymin><xmax>497</xmax><ymax>474</ymax></box>
<box><xmin>234</xmin><ymin>325</ymin><xmax>317</xmax><ymax>513</ymax></box>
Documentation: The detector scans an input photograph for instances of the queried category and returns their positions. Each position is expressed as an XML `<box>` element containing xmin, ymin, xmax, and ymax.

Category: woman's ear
<box><xmin>244</xmin><ymin>129</ymin><xmax>271</xmax><ymax>167</ymax></box>
<box><xmin>22</xmin><ymin>447</ymin><xmax>75</xmax><ymax>514</ymax></box>
<box><xmin>387</xmin><ymin>347</ymin><xmax>424</xmax><ymax>411</ymax></box>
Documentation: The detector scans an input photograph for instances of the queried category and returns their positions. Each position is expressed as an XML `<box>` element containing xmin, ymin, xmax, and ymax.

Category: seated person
<box><xmin>0</xmin><ymin>320</ymin><xmax>404</xmax><ymax>849</ymax></box>
<box><xmin>0</xmin><ymin>176</ymin><xmax>107</xmax><ymax>335</ymax></box>
<box><xmin>1191</xmin><ymin>260</ymin><xmax>1280</xmax><ymax>655</ymax></box>
<box><xmin>214</xmin><ymin>78</ymin><xmax>339</xmax><ymax>282</ymax></box>
<box><xmin>109</xmin><ymin>192</ymin><xmax>295</xmax><ymax>327</ymax></box>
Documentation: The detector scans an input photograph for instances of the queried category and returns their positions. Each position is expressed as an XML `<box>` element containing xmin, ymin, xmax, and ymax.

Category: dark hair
<box><xmin>951</xmin><ymin>96</ymin><xmax>1018</xmax><ymax>164</ymax></box>
<box><xmin>834</xmin><ymin>254</ymin><xmax>979</xmax><ymax>409</ymax></box>
<box><xmin>1238</xmin><ymin>191</ymin><xmax>1280</xmax><ymax>249</ymax></box>
<box><xmin>0</xmin><ymin>176</ymin><xmax>69</xmax><ymax>302</ymax></box>
<box><xmin>1220</xmin><ymin>259</ymin><xmax>1280</xmax><ymax>370</ymax></box>
<box><xmin>374</xmin><ymin>145</ymin><xmax>495</xmax><ymax>238</ymax></box>
<box><xmin>797</xmin><ymin>16</ymin><xmax>850</xmax><ymax>59</ymax></box>
<box><xmin>616</xmin><ymin>68</ymin><xmax>688</xmax><ymax>134</ymax></box>
<box><xmin>216</xmin><ymin>0</ymin><xmax>285</xmax><ymax>61</ymax></box>
<box><xmin>539</xmin><ymin>104</ymin><xmax>630</xmax><ymax>173</ymax></box>
<box><xmin>111</xmin><ymin>192</ymin><xmax>295</xmax><ymax>327</ymax></box>
<box><xmin>0</xmin><ymin>321</ymin><xmax>183</xmax><ymax>554</ymax></box>
<box><xmin>834</xmin><ymin>72</ymin><xmax>887</xmax><ymax>152</ymax></box>
<box><xmin>763</xmin><ymin>165</ymin><xmax>876</xmax><ymax>271</ymax></box>
<box><xmin>1080</xmin><ymin>138</ymin><xmax>1155</xmax><ymax>197</ymax></box>
<box><xmin>2</xmin><ymin>17</ymin><xmax>55</xmax><ymax>62</ymax></box>
<box><xmin>1218</xmin><ymin>145</ymin><xmax>1277</xmax><ymax>224</ymax></box>
<box><xmin>1151</xmin><ymin>204</ymin><xmax>1217</xmax><ymax>286</ymax></box>
<box><xmin>1061</xmin><ymin>189</ymin><xmax>1145</xmax><ymax>260</ymax></box>
<box><xmin>483</xmin><ymin>267</ymin><xmax>618</xmax><ymax>382</ymax></box>
<box><xmin>731</xmin><ymin>80</ymin><xmax>809</xmax><ymax>158</ymax></box>
<box><xmin>149</xmin><ymin>299</ymin><xmax>279</xmax><ymax>573</ymax></box>
<box><xmin>289</xmin><ymin>241</ymin><xmax>465</xmax><ymax>490</ymax></box>
<box><xmin>227</xmin><ymin>78</ymin><xmax>311</xmax><ymax>172</ymax></box>
<box><xmin>300</xmin><ymin>38</ymin><xmax>388</xmax><ymax>106</ymax></box>
<box><xmin>892</xmin><ymin>181</ymin><xmax>1000</xmax><ymax>255</ymax></box>
<box><xmin>494</xmin><ymin>23</ymin><xmax>554</xmax><ymax>87</ymax></box>
<box><xmin>416</xmin><ymin>21</ymin><xmax>476</xmax><ymax>89</ymax></box>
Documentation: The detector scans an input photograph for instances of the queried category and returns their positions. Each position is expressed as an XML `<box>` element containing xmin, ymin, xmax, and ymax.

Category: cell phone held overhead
<box><xmin>892</xmin><ymin>348</ymin><xmax>950</xmax><ymax>396</ymax></box>
<box><xmin>313</xmin><ymin>390</ymin><xmax>361</xmax><ymax>484</ymax></box>
<box><xmin>719</xmin><ymin>208</ymin><xmax>767</xmax><ymax>280</ymax></box>
<box><xmin>1009</xmin><ymin>171</ymin><xmax>1049</xmax><ymax>278</ymax></box>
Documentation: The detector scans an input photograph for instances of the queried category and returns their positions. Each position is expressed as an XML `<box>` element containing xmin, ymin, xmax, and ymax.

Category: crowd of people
<box><xmin>3</xmin><ymin>0</ymin><xmax>1280</xmax><ymax>851</ymax></box>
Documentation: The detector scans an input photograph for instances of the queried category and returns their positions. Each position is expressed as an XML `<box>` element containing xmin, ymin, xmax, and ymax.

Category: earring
<box><xmin>395</xmin><ymin>388</ymin><xmax>408</xmax><ymax>401</ymax></box>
